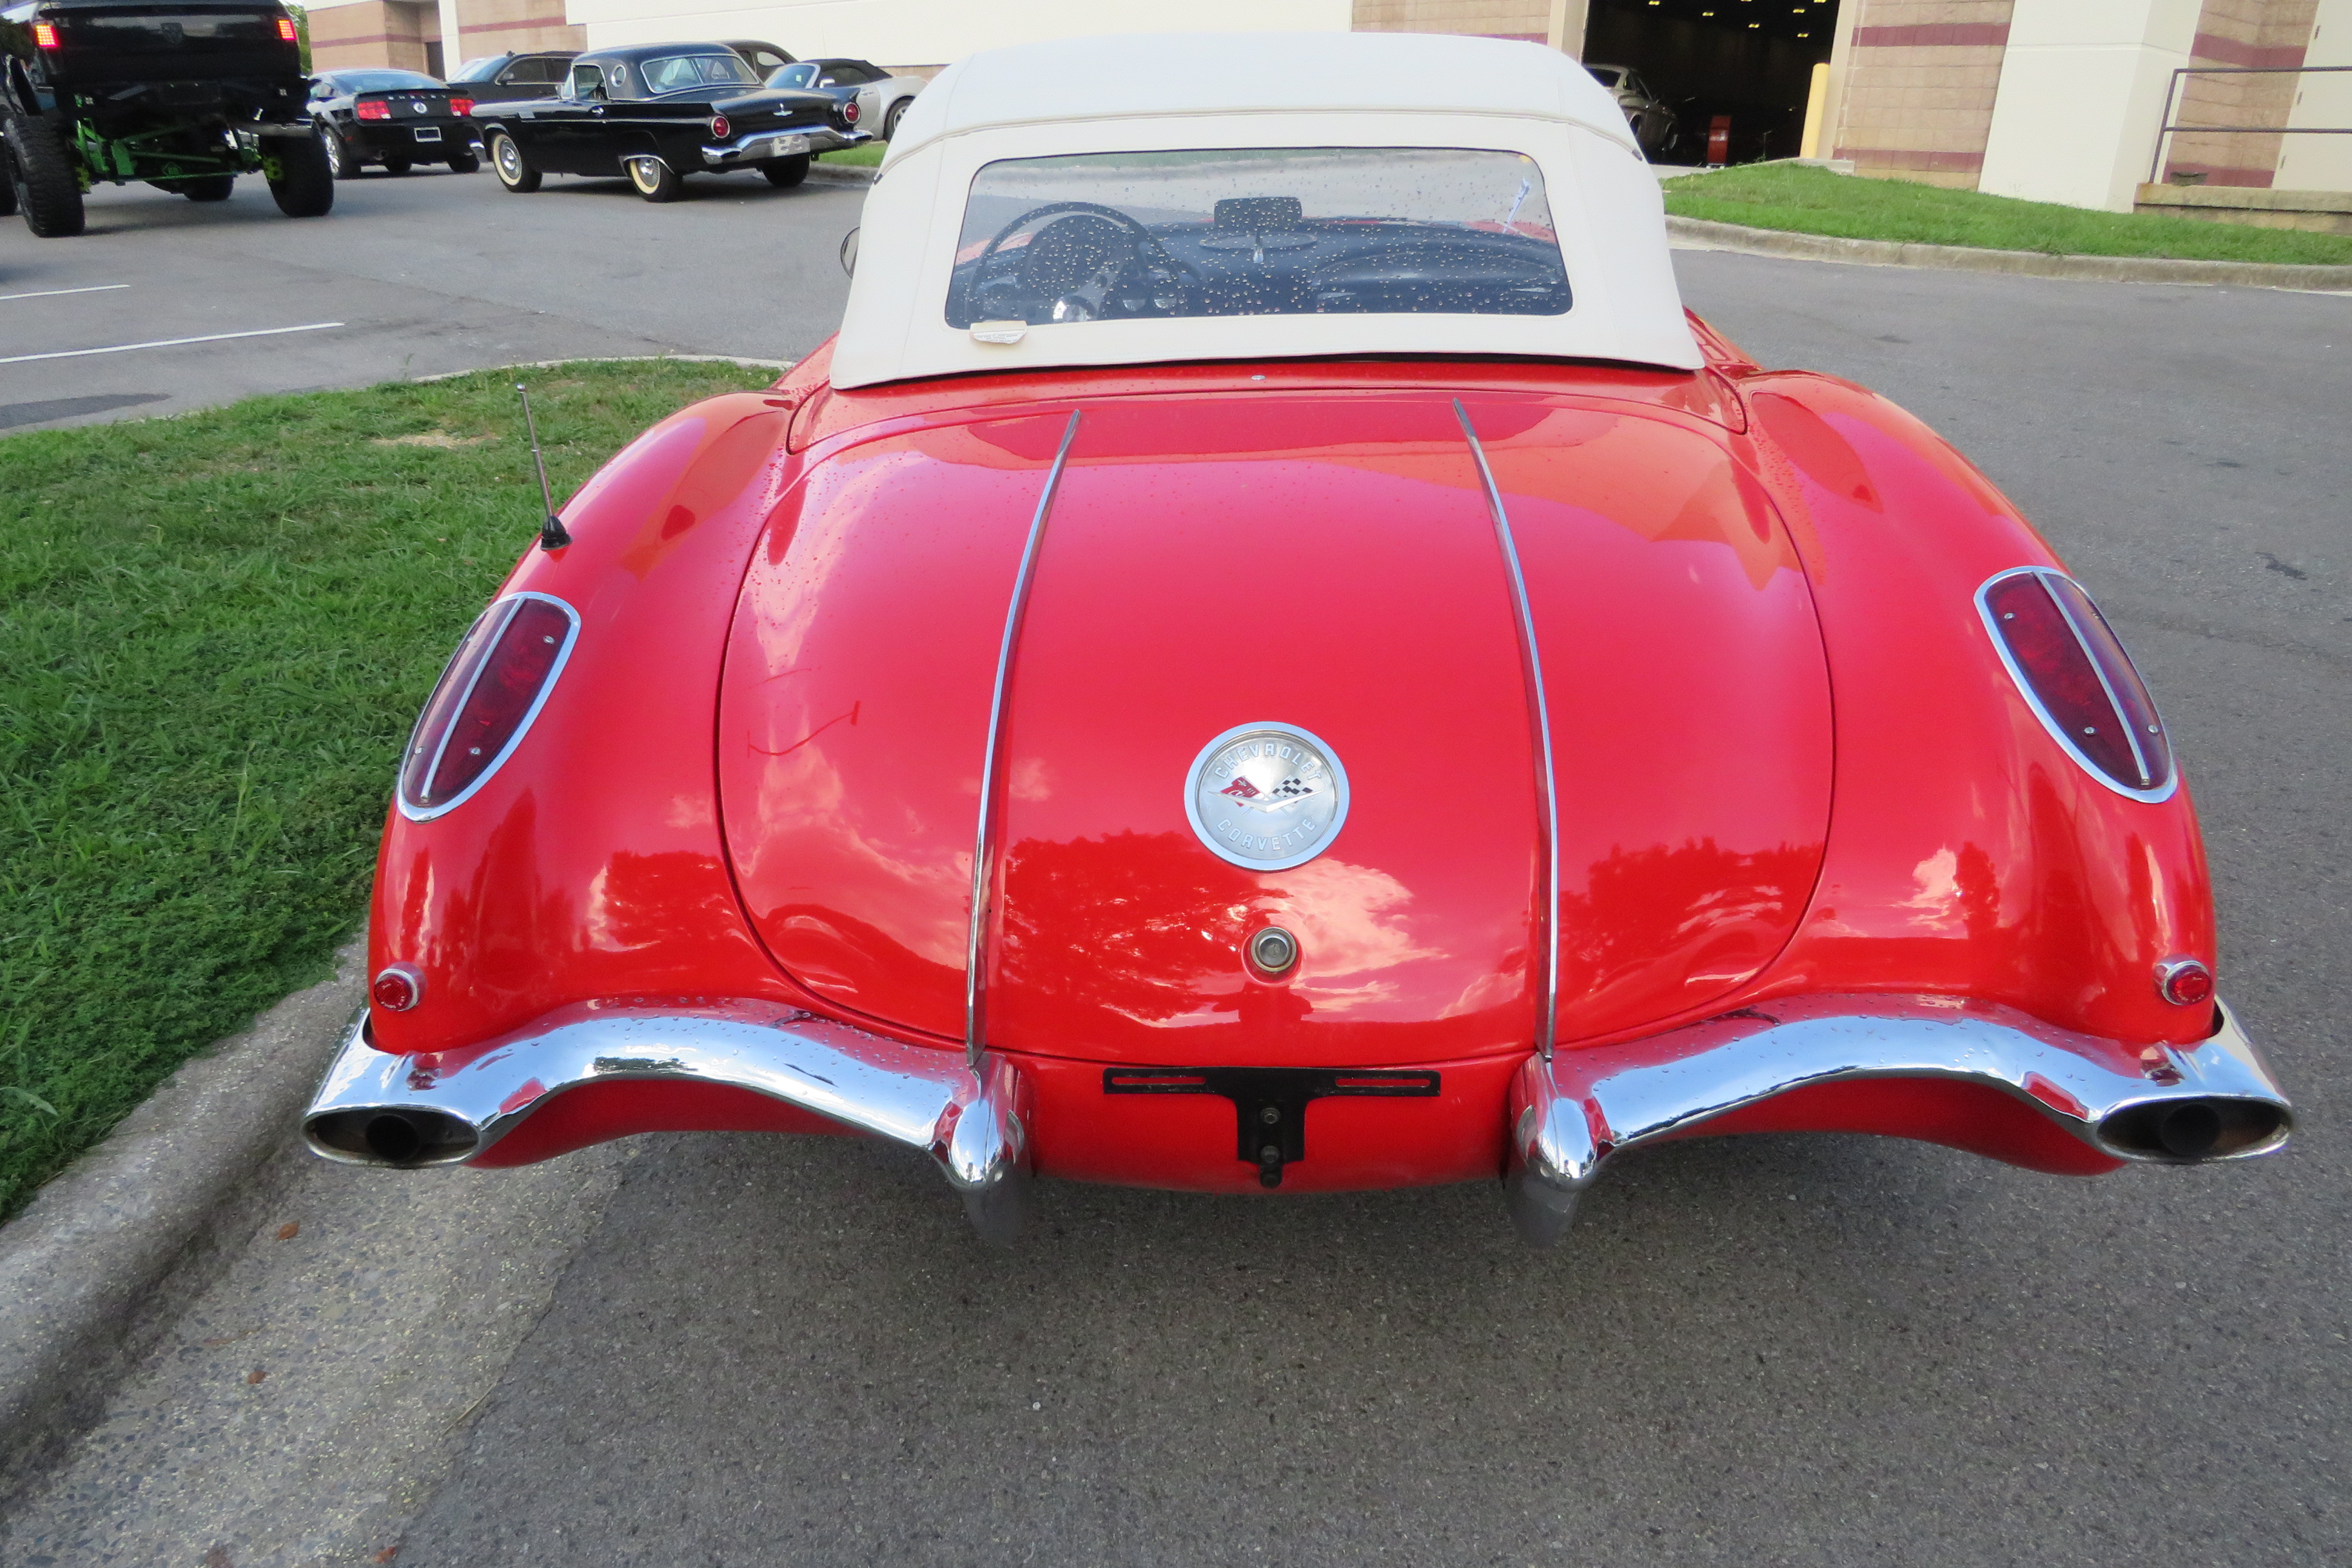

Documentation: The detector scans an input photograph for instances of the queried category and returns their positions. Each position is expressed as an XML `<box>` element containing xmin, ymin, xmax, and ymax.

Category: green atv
<box><xmin>1</xmin><ymin>0</ymin><xmax>331</xmax><ymax>235</ymax></box>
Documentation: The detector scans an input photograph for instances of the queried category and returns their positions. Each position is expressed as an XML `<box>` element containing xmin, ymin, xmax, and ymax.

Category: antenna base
<box><xmin>539</xmin><ymin>515</ymin><xmax>572</xmax><ymax>551</ymax></box>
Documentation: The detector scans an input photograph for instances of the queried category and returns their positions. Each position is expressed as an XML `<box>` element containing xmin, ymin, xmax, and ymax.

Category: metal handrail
<box><xmin>2149</xmin><ymin>64</ymin><xmax>2352</xmax><ymax>188</ymax></box>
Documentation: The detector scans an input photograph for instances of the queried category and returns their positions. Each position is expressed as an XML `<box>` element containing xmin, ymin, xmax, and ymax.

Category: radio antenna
<box><xmin>516</xmin><ymin>382</ymin><xmax>571</xmax><ymax>550</ymax></box>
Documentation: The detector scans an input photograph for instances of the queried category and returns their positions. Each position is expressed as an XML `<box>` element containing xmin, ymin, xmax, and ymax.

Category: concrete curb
<box><xmin>1666</xmin><ymin>215</ymin><xmax>2352</xmax><ymax>291</ymax></box>
<box><xmin>806</xmin><ymin>161</ymin><xmax>877</xmax><ymax>186</ymax></box>
<box><xmin>0</xmin><ymin>936</ymin><xmax>366</xmax><ymax>1494</ymax></box>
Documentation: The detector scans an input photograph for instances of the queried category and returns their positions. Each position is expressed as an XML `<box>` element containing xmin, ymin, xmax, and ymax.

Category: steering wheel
<box><xmin>975</xmin><ymin>200</ymin><xmax>1206</xmax><ymax>290</ymax></box>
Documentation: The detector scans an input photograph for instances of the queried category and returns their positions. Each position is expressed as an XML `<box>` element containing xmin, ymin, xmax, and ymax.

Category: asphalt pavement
<box><xmin>0</xmin><ymin>162</ymin><xmax>862</xmax><ymax>431</ymax></box>
<box><xmin>1</xmin><ymin>186</ymin><xmax>2347</xmax><ymax>1568</ymax></box>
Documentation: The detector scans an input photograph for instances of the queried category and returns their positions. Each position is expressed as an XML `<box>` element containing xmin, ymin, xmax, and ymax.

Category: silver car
<box><xmin>1585</xmin><ymin>63</ymin><xmax>1676</xmax><ymax>159</ymax></box>
<box><xmin>768</xmin><ymin>57</ymin><xmax>926</xmax><ymax>142</ymax></box>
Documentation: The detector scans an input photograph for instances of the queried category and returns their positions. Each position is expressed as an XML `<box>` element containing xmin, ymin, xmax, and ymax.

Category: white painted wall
<box><xmin>561</xmin><ymin>0</ymin><xmax>1353</xmax><ymax>66</ymax></box>
<box><xmin>1978</xmin><ymin>0</ymin><xmax>2202</xmax><ymax>211</ymax></box>
<box><xmin>2275</xmin><ymin>0</ymin><xmax>2352</xmax><ymax>191</ymax></box>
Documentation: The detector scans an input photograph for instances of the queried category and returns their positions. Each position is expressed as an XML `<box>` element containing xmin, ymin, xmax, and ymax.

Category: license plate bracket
<box><xmin>1104</xmin><ymin>1065</ymin><xmax>1440</xmax><ymax>1188</ymax></box>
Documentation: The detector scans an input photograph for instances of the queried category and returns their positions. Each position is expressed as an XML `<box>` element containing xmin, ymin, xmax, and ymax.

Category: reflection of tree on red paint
<box><xmin>1557</xmin><ymin>838</ymin><xmax>1820</xmax><ymax>1030</ymax></box>
<box><xmin>1000</xmin><ymin>831</ymin><xmax>1262</xmax><ymax>1023</ymax></box>
<box><xmin>1220</xmin><ymin>776</ymin><xmax>1260</xmax><ymax>799</ymax></box>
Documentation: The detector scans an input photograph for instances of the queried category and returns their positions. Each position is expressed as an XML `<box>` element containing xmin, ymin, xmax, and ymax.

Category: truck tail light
<box><xmin>356</xmin><ymin>99</ymin><xmax>390</xmax><ymax>120</ymax></box>
<box><xmin>397</xmin><ymin>593</ymin><xmax>579</xmax><ymax>818</ymax></box>
<box><xmin>33</xmin><ymin>21</ymin><xmax>60</xmax><ymax>46</ymax></box>
<box><xmin>1978</xmin><ymin>567</ymin><xmax>2173</xmax><ymax>801</ymax></box>
<box><xmin>449</xmin><ymin>97</ymin><xmax>473</xmax><ymax>116</ymax></box>
<box><xmin>277</xmin><ymin>15</ymin><xmax>297</xmax><ymax>41</ymax></box>
<box><xmin>710</xmin><ymin>112</ymin><xmax>730</xmax><ymax>139</ymax></box>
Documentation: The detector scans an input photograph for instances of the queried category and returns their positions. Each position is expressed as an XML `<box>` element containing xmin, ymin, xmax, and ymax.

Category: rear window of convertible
<box><xmin>946</xmin><ymin>147</ymin><xmax>1570</xmax><ymax>328</ymax></box>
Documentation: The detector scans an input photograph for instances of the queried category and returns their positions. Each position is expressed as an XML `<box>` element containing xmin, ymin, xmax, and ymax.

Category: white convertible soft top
<box><xmin>828</xmin><ymin>32</ymin><xmax>1700</xmax><ymax>389</ymax></box>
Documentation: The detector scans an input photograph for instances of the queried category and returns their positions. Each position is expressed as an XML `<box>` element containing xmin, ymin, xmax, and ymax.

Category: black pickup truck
<box><xmin>1</xmin><ymin>0</ymin><xmax>331</xmax><ymax>235</ymax></box>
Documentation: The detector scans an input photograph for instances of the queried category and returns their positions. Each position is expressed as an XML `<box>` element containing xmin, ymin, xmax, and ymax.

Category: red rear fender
<box><xmin>368</xmin><ymin>393</ymin><xmax>810</xmax><ymax>1057</ymax></box>
<box><xmin>1734</xmin><ymin>372</ymin><xmax>2216</xmax><ymax>1048</ymax></box>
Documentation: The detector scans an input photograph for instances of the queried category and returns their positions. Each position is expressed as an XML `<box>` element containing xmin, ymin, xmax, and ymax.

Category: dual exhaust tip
<box><xmin>305</xmin><ymin>1106</ymin><xmax>478</xmax><ymax>1167</ymax></box>
<box><xmin>2099</xmin><ymin>1097</ymin><xmax>2288</xmax><ymax>1162</ymax></box>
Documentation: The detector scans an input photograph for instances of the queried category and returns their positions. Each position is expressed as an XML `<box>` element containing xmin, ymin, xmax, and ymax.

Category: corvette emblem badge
<box><xmin>1185</xmin><ymin>722</ymin><xmax>1349</xmax><ymax>870</ymax></box>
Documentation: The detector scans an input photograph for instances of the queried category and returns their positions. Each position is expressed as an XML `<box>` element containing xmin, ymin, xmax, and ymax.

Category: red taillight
<box><xmin>710</xmin><ymin>113</ymin><xmax>730</xmax><ymax>139</ymax></box>
<box><xmin>2156</xmin><ymin>957</ymin><xmax>2215</xmax><ymax>1007</ymax></box>
<box><xmin>276</xmin><ymin>15</ymin><xmax>297</xmax><ymax>41</ymax></box>
<box><xmin>32</xmin><ymin>21</ymin><xmax>61</xmax><ymax>46</ymax></box>
<box><xmin>842</xmin><ymin>99</ymin><xmax>858</xmax><ymax>123</ymax></box>
<box><xmin>398</xmin><ymin>594</ymin><xmax>578</xmax><ymax>817</ymax></box>
<box><xmin>1979</xmin><ymin>567</ymin><xmax>2173</xmax><ymax>799</ymax></box>
<box><xmin>449</xmin><ymin>97</ymin><xmax>473</xmax><ymax>117</ymax></box>
<box><xmin>372</xmin><ymin>965</ymin><xmax>424</xmax><ymax>1012</ymax></box>
<box><xmin>356</xmin><ymin>99</ymin><xmax>391</xmax><ymax>120</ymax></box>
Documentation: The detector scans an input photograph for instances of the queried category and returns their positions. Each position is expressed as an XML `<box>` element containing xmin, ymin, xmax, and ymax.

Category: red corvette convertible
<box><xmin>305</xmin><ymin>32</ymin><xmax>2291</xmax><ymax>1244</ymax></box>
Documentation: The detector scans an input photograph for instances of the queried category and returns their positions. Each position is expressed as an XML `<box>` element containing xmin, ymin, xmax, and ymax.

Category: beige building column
<box><xmin>1546</xmin><ymin>0</ymin><xmax>1587</xmax><ymax>55</ymax></box>
<box><xmin>1979</xmin><ymin>0</ymin><xmax>2205</xmax><ymax>210</ymax></box>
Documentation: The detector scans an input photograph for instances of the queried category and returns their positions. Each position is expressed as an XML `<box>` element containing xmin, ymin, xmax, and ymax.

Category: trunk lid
<box><xmin>718</xmin><ymin>393</ymin><xmax>1830</xmax><ymax>1063</ymax></box>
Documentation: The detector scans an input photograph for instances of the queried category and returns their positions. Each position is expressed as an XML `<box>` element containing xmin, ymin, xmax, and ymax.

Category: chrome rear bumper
<box><xmin>302</xmin><ymin>1001</ymin><xmax>1031</xmax><ymax>1244</ymax></box>
<box><xmin>699</xmin><ymin>126</ymin><xmax>867</xmax><ymax>167</ymax></box>
<box><xmin>1504</xmin><ymin>995</ymin><xmax>2291</xmax><ymax>1245</ymax></box>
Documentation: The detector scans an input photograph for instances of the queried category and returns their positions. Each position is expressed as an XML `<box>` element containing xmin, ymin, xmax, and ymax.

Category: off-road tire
<box><xmin>319</xmin><ymin>123</ymin><xmax>358</xmax><ymax>179</ymax></box>
<box><xmin>182</xmin><ymin>173</ymin><xmax>236</xmax><ymax>201</ymax></box>
<box><xmin>5</xmin><ymin>111</ymin><xmax>87</xmax><ymax>238</ymax></box>
<box><xmin>447</xmin><ymin>147</ymin><xmax>480</xmax><ymax>174</ymax></box>
<box><xmin>883</xmin><ymin>99</ymin><xmax>907</xmax><ymax>141</ymax></box>
<box><xmin>760</xmin><ymin>152</ymin><xmax>810</xmax><ymax>188</ymax></box>
<box><xmin>266</xmin><ymin>132</ymin><xmax>335</xmax><ymax>217</ymax></box>
<box><xmin>489</xmin><ymin>129</ymin><xmax>540</xmax><ymax>192</ymax></box>
<box><xmin>626</xmin><ymin>153</ymin><xmax>683</xmax><ymax>202</ymax></box>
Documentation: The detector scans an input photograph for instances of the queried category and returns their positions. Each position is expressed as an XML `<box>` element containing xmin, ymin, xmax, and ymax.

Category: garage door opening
<box><xmin>1582</xmin><ymin>0</ymin><xmax>1839</xmax><ymax>166</ymax></box>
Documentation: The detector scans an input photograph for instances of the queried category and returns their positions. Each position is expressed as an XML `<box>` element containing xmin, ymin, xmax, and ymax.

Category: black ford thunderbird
<box><xmin>471</xmin><ymin>44</ymin><xmax>867</xmax><ymax>202</ymax></box>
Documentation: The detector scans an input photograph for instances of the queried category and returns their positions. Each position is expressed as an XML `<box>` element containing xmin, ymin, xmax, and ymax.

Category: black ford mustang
<box><xmin>471</xmin><ymin>44</ymin><xmax>865</xmax><ymax>202</ymax></box>
<box><xmin>308</xmin><ymin>68</ymin><xmax>476</xmax><ymax>177</ymax></box>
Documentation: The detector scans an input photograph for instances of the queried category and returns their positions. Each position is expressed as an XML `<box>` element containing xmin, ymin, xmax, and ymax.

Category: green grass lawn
<box><xmin>0</xmin><ymin>360</ymin><xmax>777</xmax><ymax>1222</ymax></box>
<box><xmin>1661</xmin><ymin>162</ymin><xmax>2352</xmax><ymax>266</ymax></box>
<box><xmin>819</xmin><ymin>142</ymin><xmax>885</xmax><ymax>166</ymax></box>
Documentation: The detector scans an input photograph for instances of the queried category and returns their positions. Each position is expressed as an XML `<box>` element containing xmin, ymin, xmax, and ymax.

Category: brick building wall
<box><xmin>2166</xmin><ymin>0</ymin><xmax>2322</xmax><ymax>184</ymax></box>
<box><xmin>309</xmin><ymin>0</ymin><xmax>442</xmax><ymax>73</ymax></box>
<box><xmin>1352</xmin><ymin>0</ymin><xmax>1554</xmax><ymax>42</ymax></box>
<box><xmin>1829</xmin><ymin>0</ymin><xmax>2016</xmax><ymax>187</ymax></box>
<box><xmin>447</xmin><ymin>0</ymin><xmax>586</xmax><ymax>65</ymax></box>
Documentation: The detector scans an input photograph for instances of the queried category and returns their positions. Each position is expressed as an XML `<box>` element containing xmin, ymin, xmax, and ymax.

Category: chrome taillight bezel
<box><xmin>395</xmin><ymin>591</ymin><xmax>580</xmax><ymax>821</ymax></box>
<box><xmin>1975</xmin><ymin>565</ymin><xmax>2177</xmax><ymax>805</ymax></box>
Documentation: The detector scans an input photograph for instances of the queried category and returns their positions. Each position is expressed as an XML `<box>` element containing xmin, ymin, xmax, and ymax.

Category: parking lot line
<box><xmin>0</xmin><ymin>322</ymin><xmax>345</xmax><ymax>365</ymax></box>
<box><xmin>0</xmin><ymin>284</ymin><xmax>132</xmax><ymax>303</ymax></box>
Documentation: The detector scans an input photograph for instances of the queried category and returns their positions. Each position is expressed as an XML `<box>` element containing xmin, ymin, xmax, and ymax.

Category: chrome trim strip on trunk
<box><xmin>302</xmin><ymin>1001</ymin><xmax>1035</xmax><ymax>1243</ymax></box>
<box><xmin>965</xmin><ymin>409</ymin><xmax>1082</xmax><ymax>1069</ymax></box>
<box><xmin>1455</xmin><ymin>400</ymin><xmax>1559</xmax><ymax>1062</ymax></box>
<box><xmin>1503</xmin><ymin>995</ymin><xmax>2292</xmax><ymax>1246</ymax></box>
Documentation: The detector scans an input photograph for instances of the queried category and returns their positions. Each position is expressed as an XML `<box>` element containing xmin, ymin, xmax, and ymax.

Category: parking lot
<box><xmin>0</xmin><ymin>163</ymin><xmax>863</xmax><ymax>431</ymax></box>
<box><xmin>3</xmin><ymin>172</ymin><xmax>2349</xmax><ymax>1566</ymax></box>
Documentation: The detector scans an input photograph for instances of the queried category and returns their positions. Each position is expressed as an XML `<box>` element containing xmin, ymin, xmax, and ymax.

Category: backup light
<box><xmin>398</xmin><ymin>593</ymin><xmax>580</xmax><ymax>818</ymax></box>
<box><xmin>356</xmin><ymin>99</ymin><xmax>391</xmax><ymax>119</ymax></box>
<box><xmin>1978</xmin><ymin>567</ymin><xmax>2174</xmax><ymax>801</ymax></box>
<box><xmin>276</xmin><ymin>15</ymin><xmax>297</xmax><ymax>40</ymax></box>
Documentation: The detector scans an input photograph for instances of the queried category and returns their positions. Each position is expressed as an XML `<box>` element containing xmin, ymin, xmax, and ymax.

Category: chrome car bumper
<box><xmin>306</xmin><ymin>993</ymin><xmax>2289</xmax><ymax>1248</ymax></box>
<box><xmin>1504</xmin><ymin>995</ymin><xmax>2291</xmax><ymax>1246</ymax></box>
<box><xmin>699</xmin><ymin>126</ymin><xmax>869</xmax><ymax>168</ymax></box>
<box><xmin>302</xmin><ymin>1000</ymin><xmax>1032</xmax><ymax>1244</ymax></box>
